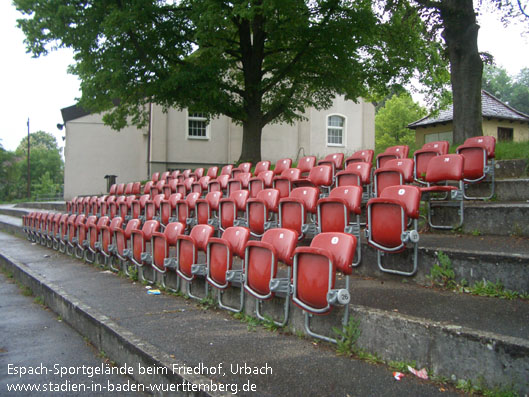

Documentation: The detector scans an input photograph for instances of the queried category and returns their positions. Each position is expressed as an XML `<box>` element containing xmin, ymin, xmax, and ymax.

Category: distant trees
<box><xmin>375</xmin><ymin>93</ymin><xmax>427</xmax><ymax>150</ymax></box>
<box><xmin>483</xmin><ymin>65</ymin><xmax>529</xmax><ymax>115</ymax></box>
<box><xmin>0</xmin><ymin>131</ymin><xmax>63</xmax><ymax>202</ymax></box>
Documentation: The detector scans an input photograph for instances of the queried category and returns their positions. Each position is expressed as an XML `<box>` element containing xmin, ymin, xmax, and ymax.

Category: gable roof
<box><xmin>408</xmin><ymin>90</ymin><xmax>529</xmax><ymax>129</ymax></box>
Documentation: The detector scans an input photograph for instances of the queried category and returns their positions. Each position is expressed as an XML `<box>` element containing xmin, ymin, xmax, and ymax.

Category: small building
<box><xmin>61</xmin><ymin>96</ymin><xmax>375</xmax><ymax>200</ymax></box>
<box><xmin>408</xmin><ymin>90</ymin><xmax>529</xmax><ymax>145</ymax></box>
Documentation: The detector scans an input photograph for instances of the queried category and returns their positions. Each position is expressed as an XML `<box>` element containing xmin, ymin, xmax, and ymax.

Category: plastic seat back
<box><xmin>293</xmin><ymin>233</ymin><xmax>356</xmax><ymax>312</ymax></box>
<box><xmin>177</xmin><ymin>224</ymin><xmax>214</xmax><ymax>278</ymax></box>
<box><xmin>254</xmin><ymin>161</ymin><xmax>271</xmax><ymax>176</ymax></box>
<box><xmin>196</xmin><ymin>191</ymin><xmax>222</xmax><ymax>225</ymax></box>
<box><xmin>219</xmin><ymin>190</ymin><xmax>249</xmax><ymax>231</ymax></box>
<box><xmin>376</xmin><ymin>145</ymin><xmax>409</xmax><ymax>168</ymax></box>
<box><xmin>249</xmin><ymin>171</ymin><xmax>274</xmax><ymax>197</ymax></box>
<box><xmin>247</xmin><ymin>188</ymin><xmax>280</xmax><ymax>236</ymax></box>
<box><xmin>273</xmin><ymin>158</ymin><xmax>292</xmax><ymax>175</ymax></box>
<box><xmin>208</xmin><ymin>174</ymin><xmax>230</xmax><ymax>192</ymax></box>
<box><xmin>273</xmin><ymin>168</ymin><xmax>301</xmax><ymax>198</ymax></box>
<box><xmin>374</xmin><ymin>158</ymin><xmax>414</xmax><ymax>197</ymax></box>
<box><xmin>206</xmin><ymin>166</ymin><xmax>219</xmax><ymax>179</ymax></box>
<box><xmin>193</xmin><ymin>167</ymin><xmax>205</xmax><ymax>179</ymax></box>
<box><xmin>345</xmin><ymin>150</ymin><xmax>374</xmax><ymax>167</ymax></box>
<box><xmin>132</xmin><ymin>220</ymin><xmax>160</xmax><ymax>263</ymax></box>
<box><xmin>220</xmin><ymin>164</ymin><xmax>234</xmax><ymax>176</ymax></box>
<box><xmin>297</xmin><ymin>156</ymin><xmax>317</xmax><ymax>176</ymax></box>
<box><xmin>318</xmin><ymin>186</ymin><xmax>362</xmax><ymax>233</ymax></box>
<box><xmin>152</xmin><ymin>222</ymin><xmax>185</xmax><ymax>271</ymax></box>
<box><xmin>279</xmin><ymin>187</ymin><xmax>319</xmax><ymax>236</ymax></box>
<box><xmin>245</xmin><ymin>228</ymin><xmax>298</xmax><ymax>297</ymax></box>
<box><xmin>380</xmin><ymin>185</ymin><xmax>421</xmax><ymax>220</ymax></box>
<box><xmin>208</xmin><ymin>227</ymin><xmax>250</xmax><ymax>288</ymax></box>
<box><xmin>336</xmin><ymin>162</ymin><xmax>372</xmax><ymax>187</ymax></box>
<box><xmin>318</xmin><ymin>153</ymin><xmax>344</xmax><ymax>174</ymax></box>
<box><xmin>425</xmin><ymin>154</ymin><xmax>464</xmax><ymax>184</ymax></box>
<box><xmin>124</xmin><ymin>182</ymin><xmax>134</xmax><ymax>195</ymax></box>
<box><xmin>457</xmin><ymin>136</ymin><xmax>496</xmax><ymax>180</ymax></box>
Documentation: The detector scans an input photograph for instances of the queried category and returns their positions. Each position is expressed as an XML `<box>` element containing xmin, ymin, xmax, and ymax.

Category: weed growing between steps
<box><xmin>428</xmin><ymin>251</ymin><xmax>529</xmax><ymax>300</ymax></box>
<box><xmin>333</xmin><ymin>318</ymin><xmax>361</xmax><ymax>356</ymax></box>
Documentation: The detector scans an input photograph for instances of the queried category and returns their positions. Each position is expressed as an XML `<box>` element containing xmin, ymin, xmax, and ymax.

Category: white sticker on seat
<box><xmin>397</xmin><ymin>161</ymin><xmax>403</xmax><ymax>166</ymax></box>
<box><xmin>279</xmin><ymin>233</ymin><xmax>284</xmax><ymax>239</ymax></box>
<box><xmin>444</xmin><ymin>158</ymin><xmax>450</xmax><ymax>162</ymax></box>
<box><xmin>398</xmin><ymin>189</ymin><xmax>405</xmax><ymax>195</ymax></box>
<box><xmin>331</xmin><ymin>237</ymin><xmax>339</xmax><ymax>244</ymax></box>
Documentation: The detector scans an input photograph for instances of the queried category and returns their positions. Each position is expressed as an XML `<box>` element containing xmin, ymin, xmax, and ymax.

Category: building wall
<box><xmin>307</xmin><ymin>95</ymin><xmax>374</xmax><ymax>158</ymax></box>
<box><xmin>63</xmin><ymin>96</ymin><xmax>375</xmax><ymax>197</ymax></box>
<box><xmin>482</xmin><ymin>119</ymin><xmax>529</xmax><ymax>142</ymax></box>
<box><xmin>414</xmin><ymin>124</ymin><xmax>454</xmax><ymax>146</ymax></box>
<box><xmin>63</xmin><ymin>113</ymin><xmax>148</xmax><ymax>200</ymax></box>
<box><xmin>414</xmin><ymin>119</ymin><xmax>529</xmax><ymax>146</ymax></box>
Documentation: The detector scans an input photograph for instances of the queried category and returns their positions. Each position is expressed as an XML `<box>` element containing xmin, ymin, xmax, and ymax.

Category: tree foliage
<box><xmin>375</xmin><ymin>92</ymin><xmax>426</xmax><ymax>150</ymax></box>
<box><xmin>15</xmin><ymin>0</ymin><xmax>448</xmax><ymax>162</ymax></box>
<box><xmin>0</xmin><ymin>131</ymin><xmax>63</xmax><ymax>202</ymax></box>
<box><xmin>483</xmin><ymin>65</ymin><xmax>529</xmax><ymax>115</ymax></box>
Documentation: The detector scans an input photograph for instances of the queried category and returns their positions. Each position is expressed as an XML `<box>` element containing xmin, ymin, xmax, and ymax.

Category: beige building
<box><xmin>408</xmin><ymin>90</ymin><xmax>529</xmax><ymax>145</ymax></box>
<box><xmin>61</xmin><ymin>96</ymin><xmax>375</xmax><ymax>200</ymax></box>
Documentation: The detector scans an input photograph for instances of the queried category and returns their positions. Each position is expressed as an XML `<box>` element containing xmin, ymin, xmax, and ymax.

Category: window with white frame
<box><xmin>187</xmin><ymin>112</ymin><xmax>209</xmax><ymax>139</ymax></box>
<box><xmin>327</xmin><ymin>114</ymin><xmax>345</xmax><ymax>146</ymax></box>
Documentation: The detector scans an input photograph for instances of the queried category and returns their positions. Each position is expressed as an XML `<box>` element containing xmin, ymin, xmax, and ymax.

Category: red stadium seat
<box><xmin>195</xmin><ymin>191</ymin><xmax>223</xmax><ymax>227</ymax></box>
<box><xmin>205</xmin><ymin>227</ymin><xmax>251</xmax><ymax>312</ymax></box>
<box><xmin>318</xmin><ymin>153</ymin><xmax>344</xmax><ymax>177</ymax></box>
<box><xmin>292</xmin><ymin>232</ymin><xmax>357</xmax><ymax>343</ymax></box>
<box><xmin>376</xmin><ymin>145</ymin><xmax>409</xmax><ymax>169</ymax></box>
<box><xmin>373</xmin><ymin>158</ymin><xmax>414</xmax><ymax>197</ymax></box>
<box><xmin>316</xmin><ymin>186</ymin><xmax>362</xmax><ymax>266</ymax></box>
<box><xmin>273</xmin><ymin>158</ymin><xmax>292</xmax><ymax>176</ymax></box>
<box><xmin>176</xmin><ymin>224</ymin><xmax>215</xmax><ymax>299</ymax></box>
<box><xmin>84</xmin><ymin>216</ymin><xmax>110</xmax><ymax>264</ymax></box>
<box><xmin>292</xmin><ymin>165</ymin><xmax>333</xmax><ymax>197</ymax></box>
<box><xmin>456</xmin><ymin>136</ymin><xmax>496</xmax><ymax>199</ymax></box>
<box><xmin>245</xmin><ymin>188</ymin><xmax>280</xmax><ymax>237</ymax></box>
<box><xmin>413</xmin><ymin>141</ymin><xmax>449</xmax><ymax>184</ymax></box>
<box><xmin>297</xmin><ymin>155</ymin><xmax>317</xmax><ymax>177</ymax></box>
<box><xmin>244</xmin><ymin>228</ymin><xmax>298</xmax><ymax>326</ymax></box>
<box><xmin>345</xmin><ymin>149</ymin><xmax>374</xmax><ymax>167</ymax></box>
<box><xmin>129</xmin><ymin>220</ymin><xmax>161</xmax><ymax>283</ymax></box>
<box><xmin>366</xmin><ymin>185</ymin><xmax>421</xmax><ymax>276</ymax></box>
<box><xmin>278</xmin><ymin>187</ymin><xmax>319</xmax><ymax>240</ymax></box>
<box><xmin>151</xmin><ymin>222</ymin><xmax>185</xmax><ymax>292</ymax></box>
<box><xmin>336</xmin><ymin>161</ymin><xmax>373</xmax><ymax>199</ymax></box>
<box><xmin>421</xmin><ymin>154</ymin><xmax>465</xmax><ymax>229</ymax></box>
<box><xmin>218</xmin><ymin>190</ymin><xmax>250</xmax><ymax>233</ymax></box>
<box><xmin>272</xmin><ymin>168</ymin><xmax>301</xmax><ymax>198</ymax></box>
<box><xmin>248</xmin><ymin>170</ymin><xmax>274</xmax><ymax>198</ymax></box>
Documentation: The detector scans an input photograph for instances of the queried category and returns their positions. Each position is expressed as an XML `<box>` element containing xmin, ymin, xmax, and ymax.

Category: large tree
<box><xmin>15</xmin><ymin>0</ymin><xmax>446</xmax><ymax>163</ymax></box>
<box><xmin>396</xmin><ymin>0</ymin><xmax>528</xmax><ymax>144</ymax></box>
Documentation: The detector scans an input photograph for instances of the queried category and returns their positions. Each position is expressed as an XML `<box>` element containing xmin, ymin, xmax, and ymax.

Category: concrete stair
<box><xmin>1</xmin><ymin>192</ymin><xmax>528</xmax><ymax>394</ymax></box>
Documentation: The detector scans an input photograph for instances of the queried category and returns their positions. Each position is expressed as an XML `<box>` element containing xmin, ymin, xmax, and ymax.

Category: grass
<box><xmin>333</xmin><ymin>318</ymin><xmax>362</xmax><ymax>356</ymax></box>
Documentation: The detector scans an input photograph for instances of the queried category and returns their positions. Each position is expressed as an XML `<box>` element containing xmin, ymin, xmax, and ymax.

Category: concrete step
<box><xmin>2</xmin><ymin>209</ymin><xmax>528</xmax><ymax>295</ymax></box>
<box><xmin>465</xmin><ymin>178</ymin><xmax>529</xmax><ymax>202</ymax></box>
<box><xmin>0</xmin><ymin>230</ymin><xmax>527</xmax><ymax>395</ymax></box>
<box><xmin>428</xmin><ymin>201</ymin><xmax>529</xmax><ymax>237</ymax></box>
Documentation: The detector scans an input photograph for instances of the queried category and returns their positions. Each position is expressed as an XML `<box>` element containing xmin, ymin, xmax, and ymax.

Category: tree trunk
<box><xmin>440</xmin><ymin>0</ymin><xmax>483</xmax><ymax>144</ymax></box>
<box><xmin>239</xmin><ymin>118</ymin><xmax>262</xmax><ymax>164</ymax></box>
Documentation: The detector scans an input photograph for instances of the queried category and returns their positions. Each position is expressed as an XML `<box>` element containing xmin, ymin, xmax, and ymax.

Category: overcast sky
<box><xmin>0</xmin><ymin>2</ymin><xmax>527</xmax><ymax>152</ymax></box>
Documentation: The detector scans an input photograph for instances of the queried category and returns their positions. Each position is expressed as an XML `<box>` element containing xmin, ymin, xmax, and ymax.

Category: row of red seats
<box><xmin>22</xmin><ymin>205</ymin><xmax>360</xmax><ymax>343</ymax></box>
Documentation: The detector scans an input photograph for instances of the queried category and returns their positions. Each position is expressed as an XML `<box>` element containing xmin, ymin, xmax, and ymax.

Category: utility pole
<box><xmin>27</xmin><ymin>118</ymin><xmax>30</xmax><ymax>199</ymax></box>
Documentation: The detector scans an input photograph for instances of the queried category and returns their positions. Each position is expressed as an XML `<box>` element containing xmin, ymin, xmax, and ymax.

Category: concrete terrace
<box><xmin>1</xmin><ymin>193</ymin><xmax>528</xmax><ymax>396</ymax></box>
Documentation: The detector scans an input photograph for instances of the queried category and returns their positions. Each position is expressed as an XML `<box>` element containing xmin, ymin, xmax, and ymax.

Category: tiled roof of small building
<box><xmin>408</xmin><ymin>90</ymin><xmax>529</xmax><ymax>129</ymax></box>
